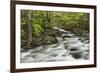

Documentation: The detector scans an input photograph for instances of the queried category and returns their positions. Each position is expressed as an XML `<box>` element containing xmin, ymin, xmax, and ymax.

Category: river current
<box><xmin>21</xmin><ymin>27</ymin><xmax>89</xmax><ymax>63</ymax></box>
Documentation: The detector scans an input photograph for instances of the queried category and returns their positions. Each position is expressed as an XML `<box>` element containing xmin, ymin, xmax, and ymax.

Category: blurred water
<box><xmin>21</xmin><ymin>27</ymin><xmax>89</xmax><ymax>63</ymax></box>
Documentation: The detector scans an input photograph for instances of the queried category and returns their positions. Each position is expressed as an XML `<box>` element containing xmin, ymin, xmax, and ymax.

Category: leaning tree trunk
<box><xmin>27</xmin><ymin>11</ymin><xmax>33</xmax><ymax>48</ymax></box>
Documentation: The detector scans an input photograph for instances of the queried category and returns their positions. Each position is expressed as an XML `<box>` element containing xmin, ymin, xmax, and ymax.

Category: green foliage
<box><xmin>33</xmin><ymin>24</ymin><xmax>44</xmax><ymax>37</ymax></box>
<box><xmin>21</xmin><ymin>10</ymin><xmax>89</xmax><ymax>48</ymax></box>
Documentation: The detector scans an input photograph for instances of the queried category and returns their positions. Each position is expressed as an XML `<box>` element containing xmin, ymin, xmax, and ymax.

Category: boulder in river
<box><xmin>31</xmin><ymin>36</ymin><xmax>58</xmax><ymax>47</ymax></box>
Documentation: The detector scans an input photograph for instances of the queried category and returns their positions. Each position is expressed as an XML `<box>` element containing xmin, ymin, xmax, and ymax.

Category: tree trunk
<box><xmin>41</xmin><ymin>12</ymin><xmax>46</xmax><ymax>31</ymax></box>
<box><xmin>79</xmin><ymin>16</ymin><xmax>83</xmax><ymax>35</ymax></box>
<box><xmin>27</xmin><ymin>11</ymin><xmax>32</xmax><ymax>48</ymax></box>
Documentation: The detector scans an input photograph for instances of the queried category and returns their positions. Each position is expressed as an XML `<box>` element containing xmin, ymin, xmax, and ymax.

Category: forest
<box><xmin>21</xmin><ymin>10</ymin><xmax>89</xmax><ymax>49</ymax></box>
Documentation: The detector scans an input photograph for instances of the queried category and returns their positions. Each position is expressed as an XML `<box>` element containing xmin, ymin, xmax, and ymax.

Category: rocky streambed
<box><xmin>21</xmin><ymin>27</ymin><xmax>89</xmax><ymax>63</ymax></box>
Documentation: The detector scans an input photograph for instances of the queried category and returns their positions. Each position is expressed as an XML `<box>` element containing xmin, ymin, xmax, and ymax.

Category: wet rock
<box><xmin>69</xmin><ymin>47</ymin><xmax>89</xmax><ymax>60</ymax></box>
<box><xmin>61</xmin><ymin>33</ymin><xmax>74</xmax><ymax>39</ymax></box>
<box><xmin>31</xmin><ymin>36</ymin><xmax>58</xmax><ymax>47</ymax></box>
<box><xmin>83</xmin><ymin>40</ymin><xmax>89</xmax><ymax>44</ymax></box>
<box><xmin>42</xmin><ymin>36</ymin><xmax>58</xmax><ymax>45</ymax></box>
<box><xmin>70</xmin><ymin>50</ymin><xmax>83</xmax><ymax>59</ymax></box>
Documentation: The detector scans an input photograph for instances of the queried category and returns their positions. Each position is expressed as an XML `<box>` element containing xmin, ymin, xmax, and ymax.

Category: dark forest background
<box><xmin>21</xmin><ymin>10</ymin><xmax>89</xmax><ymax>49</ymax></box>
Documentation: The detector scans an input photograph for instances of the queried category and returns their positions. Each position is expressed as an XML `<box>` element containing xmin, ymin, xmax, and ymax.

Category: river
<box><xmin>21</xmin><ymin>27</ymin><xmax>89</xmax><ymax>63</ymax></box>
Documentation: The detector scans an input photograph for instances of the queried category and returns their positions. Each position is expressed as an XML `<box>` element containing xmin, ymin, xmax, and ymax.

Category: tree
<box><xmin>27</xmin><ymin>11</ymin><xmax>33</xmax><ymax>48</ymax></box>
<box><xmin>21</xmin><ymin>10</ymin><xmax>89</xmax><ymax>49</ymax></box>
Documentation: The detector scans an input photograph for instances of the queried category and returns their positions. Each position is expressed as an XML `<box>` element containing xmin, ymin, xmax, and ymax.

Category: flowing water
<box><xmin>21</xmin><ymin>27</ymin><xmax>89</xmax><ymax>63</ymax></box>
